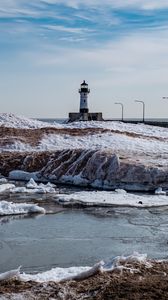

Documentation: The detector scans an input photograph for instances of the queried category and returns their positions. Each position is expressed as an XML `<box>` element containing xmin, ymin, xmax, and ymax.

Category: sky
<box><xmin>1</xmin><ymin>0</ymin><xmax>168</xmax><ymax>118</ymax></box>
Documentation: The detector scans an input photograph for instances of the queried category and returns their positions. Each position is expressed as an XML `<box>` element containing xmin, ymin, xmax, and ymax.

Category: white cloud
<box><xmin>40</xmin><ymin>0</ymin><xmax>168</xmax><ymax>10</ymax></box>
<box><xmin>43</xmin><ymin>25</ymin><xmax>95</xmax><ymax>34</ymax></box>
<box><xmin>1</xmin><ymin>0</ymin><xmax>168</xmax><ymax>18</ymax></box>
<box><xmin>25</xmin><ymin>27</ymin><xmax>168</xmax><ymax>88</ymax></box>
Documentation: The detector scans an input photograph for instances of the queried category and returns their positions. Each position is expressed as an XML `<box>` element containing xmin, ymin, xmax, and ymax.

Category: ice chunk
<box><xmin>0</xmin><ymin>183</ymin><xmax>15</xmax><ymax>193</ymax></box>
<box><xmin>0</xmin><ymin>266</ymin><xmax>21</xmax><ymax>281</ymax></box>
<box><xmin>0</xmin><ymin>201</ymin><xmax>45</xmax><ymax>215</ymax></box>
<box><xmin>0</xmin><ymin>178</ymin><xmax>8</xmax><ymax>184</ymax></box>
<box><xmin>9</xmin><ymin>170</ymin><xmax>39</xmax><ymax>181</ymax></box>
<box><xmin>115</xmin><ymin>189</ymin><xmax>127</xmax><ymax>194</ymax></box>
<box><xmin>155</xmin><ymin>187</ymin><xmax>166</xmax><ymax>195</ymax></box>
<box><xmin>26</xmin><ymin>178</ymin><xmax>38</xmax><ymax>189</ymax></box>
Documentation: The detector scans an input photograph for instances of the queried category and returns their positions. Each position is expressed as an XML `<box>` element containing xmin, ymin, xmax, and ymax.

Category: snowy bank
<box><xmin>0</xmin><ymin>113</ymin><xmax>56</xmax><ymax>129</ymax></box>
<box><xmin>3</xmin><ymin>148</ymin><xmax>168</xmax><ymax>191</ymax></box>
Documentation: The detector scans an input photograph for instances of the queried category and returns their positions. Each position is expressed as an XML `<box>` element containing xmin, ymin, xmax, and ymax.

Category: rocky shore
<box><xmin>0</xmin><ymin>259</ymin><xmax>168</xmax><ymax>299</ymax></box>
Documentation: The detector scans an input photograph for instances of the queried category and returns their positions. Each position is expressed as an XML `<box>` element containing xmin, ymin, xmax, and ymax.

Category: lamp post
<box><xmin>135</xmin><ymin>100</ymin><xmax>145</xmax><ymax>123</ymax></box>
<box><xmin>115</xmin><ymin>102</ymin><xmax>124</xmax><ymax>121</ymax></box>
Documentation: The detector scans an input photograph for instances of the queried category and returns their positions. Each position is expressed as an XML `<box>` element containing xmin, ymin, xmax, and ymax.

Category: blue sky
<box><xmin>1</xmin><ymin>0</ymin><xmax>168</xmax><ymax>118</ymax></box>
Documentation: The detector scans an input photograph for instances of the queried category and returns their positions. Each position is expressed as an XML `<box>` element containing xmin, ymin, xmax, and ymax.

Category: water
<box><xmin>38</xmin><ymin>118</ymin><xmax>168</xmax><ymax>124</ymax></box>
<box><xmin>0</xmin><ymin>206</ymin><xmax>168</xmax><ymax>273</ymax></box>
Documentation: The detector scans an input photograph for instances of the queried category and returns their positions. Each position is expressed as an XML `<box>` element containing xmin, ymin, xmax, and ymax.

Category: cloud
<box><xmin>1</xmin><ymin>0</ymin><xmax>168</xmax><ymax>19</ymax></box>
<box><xmin>24</xmin><ymin>26</ymin><xmax>168</xmax><ymax>87</ymax></box>
<box><xmin>40</xmin><ymin>0</ymin><xmax>168</xmax><ymax>10</ymax></box>
<box><xmin>43</xmin><ymin>24</ymin><xmax>95</xmax><ymax>34</ymax></box>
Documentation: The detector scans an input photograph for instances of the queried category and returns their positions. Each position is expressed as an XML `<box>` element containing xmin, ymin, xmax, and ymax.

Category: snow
<box><xmin>56</xmin><ymin>190</ymin><xmax>168</xmax><ymax>207</ymax></box>
<box><xmin>0</xmin><ymin>267</ymin><xmax>21</xmax><ymax>281</ymax></box>
<box><xmin>0</xmin><ymin>183</ymin><xmax>15</xmax><ymax>193</ymax></box>
<box><xmin>1</xmin><ymin>115</ymin><xmax>168</xmax><ymax>167</ymax></box>
<box><xmin>0</xmin><ymin>113</ymin><xmax>56</xmax><ymax>129</ymax></box>
<box><xmin>1</xmin><ymin>113</ymin><xmax>168</xmax><ymax>141</ymax></box>
<box><xmin>20</xmin><ymin>266</ymin><xmax>91</xmax><ymax>282</ymax></box>
<box><xmin>0</xmin><ymin>178</ymin><xmax>56</xmax><ymax>194</ymax></box>
<box><xmin>0</xmin><ymin>252</ymin><xmax>149</xmax><ymax>283</ymax></box>
<box><xmin>0</xmin><ymin>178</ymin><xmax>8</xmax><ymax>183</ymax></box>
<box><xmin>0</xmin><ymin>201</ymin><xmax>45</xmax><ymax>215</ymax></box>
<box><xmin>36</xmin><ymin>130</ymin><xmax>168</xmax><ymax>166</ymax></box>
<box><xmin>26</xmin><ymin>178</ymin><xmax>38</xmax><ymax>188</ymax></box>
<box><xmin>155</xmin><ymin>187</ymin><xmax>166</xmax><ymax>195</ymax></box>
<box><xmin>65</xmin><ymin>120</ymin><xmax>168</xmax><ymax>139</ymax></box>
<box><xmin>101</xmin><ymin>252</ymin><xmax>151</xmax><ymax>272</ymax></box>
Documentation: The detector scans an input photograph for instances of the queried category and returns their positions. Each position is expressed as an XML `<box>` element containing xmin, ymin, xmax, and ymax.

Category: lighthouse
<box><xmin>68</xmin><ymin>80</ymin><xmax>103</xmax><ymax>122</ymax></box>
<box><xmin>79</xmin><ymin>80</ymin><xmax>90</xmax><ymax>113</ymax></box>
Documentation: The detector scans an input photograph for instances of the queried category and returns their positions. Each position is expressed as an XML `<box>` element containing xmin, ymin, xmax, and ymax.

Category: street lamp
<box><xmin>115</xmin><ymin>102</ymin><xmax>124</xmax><ymax>121</ymax></box>
<box><xmin>135</xmin><ymin>100</ymin><xmax>145</xmax><ymax>123</ymax></box>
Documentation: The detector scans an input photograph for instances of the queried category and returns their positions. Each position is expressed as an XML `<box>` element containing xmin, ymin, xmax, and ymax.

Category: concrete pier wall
<box><xmin>69</xmin><ymin>112</ymin><xmax>103</xmax><ymax>122</ymax></box>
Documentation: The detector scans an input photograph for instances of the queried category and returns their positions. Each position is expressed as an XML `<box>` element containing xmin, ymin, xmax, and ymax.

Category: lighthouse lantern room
<box><xmin>79</xmin><ymin>80</ymin><xmax>90</xmax><ymax>113</ymax></box>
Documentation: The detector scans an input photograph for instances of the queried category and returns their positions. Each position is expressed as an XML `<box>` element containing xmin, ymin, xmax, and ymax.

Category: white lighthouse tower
<box><xmin>79</xmin><ymin>80</ymin><xmax>90</xmax><ymax>113</ymax></box>
<box><xmin>68</xmin><ymin>80</ymin><xmax>103</xmax><ymax>122</ymax></box>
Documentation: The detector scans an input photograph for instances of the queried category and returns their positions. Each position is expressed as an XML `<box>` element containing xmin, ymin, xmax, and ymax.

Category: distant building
<box><xmin>69</xmin><ymin>80</ymin><xmax>103</xmax><ymax>122</ymax></box>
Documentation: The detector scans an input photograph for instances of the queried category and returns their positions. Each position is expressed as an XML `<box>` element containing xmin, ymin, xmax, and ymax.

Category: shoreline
<box><xmin>1</xmin><ymin>259</ymin><xmax>168</xmax><ymax>299</ymax></box>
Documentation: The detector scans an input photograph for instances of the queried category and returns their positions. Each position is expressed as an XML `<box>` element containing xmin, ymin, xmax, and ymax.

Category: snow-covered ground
<box><xmin>1</xmin><ymin>113</ymin><xmax>168</xmax><ymax>140</ymax></box>
<box><xmin>37</xmin><ymin>131</ymin><xmax>168</xmax><ymax>166</ymax></box>
<box><xmin>56</xmin><ymin>190</ymin><xmax>168</xmax><ymax>208</ymax></box>
<box><xmin>0</xmin><ymin>113</ymin><xmax>60</xmax><ymax>129</ymax></box>
<box><xmin>1</xmin><ymin>114</ymin><xmax>168</xmax><ymax>167</ymax></box>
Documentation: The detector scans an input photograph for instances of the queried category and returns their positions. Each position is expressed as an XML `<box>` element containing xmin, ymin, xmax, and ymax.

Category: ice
<box><xmin>4</xmin><ymin>174</ymin><xmax>56</xmax><ymax>194</ymax></box>
<box><xmin>20</xmin><ymin>266</ymin><xmax>91</xmax><ymax>282</ymax></box>
<box><xmin>0</xmin><ymin>183</ymin><xmax>15</xmax><ymax>193</ymax></box>
<box><xmin>101</xmin><ymin>252</ymin><xmax>151</xmax><ymax>273</ymax></box>
<box><xmin>9</xmin><ymin>170</ymin><xmax>39</xmax><ymax>181</ymax></box>
<box><xmin>0</xmin><ymin>178</ymin><xmax>8</xmax><ymax>183</ymax></box>
<box><xmin>0</xmin><ymin>252</ymin><xmax>149</xmax><ymax>283</ymax></box>
<box><xmin>0</xmin><ymin>267</ymin><xmax>21</xmax><ymax>281</ymax></box>
<box><xmin>0</xmin><ymin>201</ymin><xmax>45</xmax><ymax>215</ymax></box>
<box><xmin>26</xmin><ymin>178</ymin><xmax>38</xmax><ymax>189</ymax></box>
<box><xmin>155</xmin><ymin>187</ymin><xmax>166</xmax><ymax>195</ymax></box>
<box><xmin>56</xmin><ymin>190</ymin><xmax>168</xmax><ymax>207</ymax></box>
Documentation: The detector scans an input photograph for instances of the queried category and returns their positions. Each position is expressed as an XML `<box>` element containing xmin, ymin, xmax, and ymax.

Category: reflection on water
<box><xmin>0</xmin><ymin>214</ymin><xmax>41</xmax><ymax>226</ymax></box>
<box><xmin>0</xmin><ymin>206</ymin><xmax>168</xmax><ymax>274</ymax></box>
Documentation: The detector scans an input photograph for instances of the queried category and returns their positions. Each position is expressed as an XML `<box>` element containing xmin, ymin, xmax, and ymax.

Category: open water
<box><xmin>0</xmin><ymin>196</ymin><xmax>168</xmax><ymax>274</ymax></box>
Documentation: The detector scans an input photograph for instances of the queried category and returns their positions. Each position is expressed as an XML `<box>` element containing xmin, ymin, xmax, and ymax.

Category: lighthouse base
<box><xmin>68</xmin><ymin>112</ymin><xmax>103</xmax><ymax>122</ymax></box>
